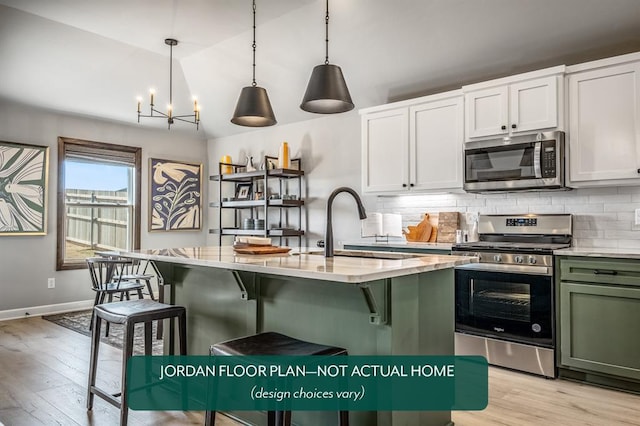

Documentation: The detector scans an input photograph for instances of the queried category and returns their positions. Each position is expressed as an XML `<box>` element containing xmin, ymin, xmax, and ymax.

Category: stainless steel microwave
<box><xmin>463</xmin><ymin>131</ymin><xmax>565</xmax><ymax>192</ymax></box>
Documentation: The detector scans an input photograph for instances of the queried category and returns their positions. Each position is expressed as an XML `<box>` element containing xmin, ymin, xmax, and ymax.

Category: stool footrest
<box><xmin>91</xmin><ymin>385</ymin><xmax>121</xmax><ymax>409</ymax></box>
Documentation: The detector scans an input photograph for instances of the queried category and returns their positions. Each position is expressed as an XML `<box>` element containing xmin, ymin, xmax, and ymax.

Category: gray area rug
<box><xmin>42</xmin><ymin>309</ymin><xmax>164</xmax><ymax>355</ymax></box>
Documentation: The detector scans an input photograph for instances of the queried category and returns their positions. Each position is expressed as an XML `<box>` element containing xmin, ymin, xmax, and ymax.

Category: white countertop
<box><xmin>118</xmin><ymin>246</ymin><xmax>474</xmax><ymax>283</ymax></box>
<box><xmin>342</xmin><ymin>240</ymin><xmax>453</xmax><ymax>251</ymax></box>
<box><xmin>554</xmin><ymin>247</ymin><xmax>640</xmax><ymax>260</ymax></box>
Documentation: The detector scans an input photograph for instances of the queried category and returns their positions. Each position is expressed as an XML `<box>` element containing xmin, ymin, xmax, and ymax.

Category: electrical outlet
<box><xmin>47</xmin><ymin>278</ymin><xmax>55</xmax><ymax>289</ymax></box>
<box><xmin>636</xmin><ymin>209</ymin><xmax>640</xmax><ymax>226</ymax></box>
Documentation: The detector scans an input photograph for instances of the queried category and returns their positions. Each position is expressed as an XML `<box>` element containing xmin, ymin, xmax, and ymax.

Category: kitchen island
<box><xmin>118</xmin><ymin>246</ymin><xmax>475</xmax><ymax>426</ymax></box>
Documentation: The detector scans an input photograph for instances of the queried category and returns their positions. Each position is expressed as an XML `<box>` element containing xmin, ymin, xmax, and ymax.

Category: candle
<box><xmin>196</xmin><ymin>109</ymin><xmax>200</xmax><ymax>122</ymax></box>
<box><xmin>136</xmin><ymin>97</ymin><xmax>142</xmax><ymax>113</ymax></box>
<box><xmin>193</xmin><ymin>98</ymin><xmax>198</xmax><ymax>112</ymax></box>
<box><xmin>149</xmin><ymin>89</ymin><xmax>155</xmax><ymax>106</ymax></box>
<box><xmin>167</xmin><ymin>104</ymin><xmax>172</xmax><ymax>119</ymax></box>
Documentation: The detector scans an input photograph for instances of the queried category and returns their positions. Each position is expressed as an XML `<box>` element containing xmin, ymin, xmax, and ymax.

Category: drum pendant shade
<box><xmin>231</xmin><ymin>86</ymin><xmax>276</xmax><ymax>127</ymax></box>
<box><xmin>300</xmin><ymin>64</ymin><xmax>354</xmax><ymax>114</ymax></box>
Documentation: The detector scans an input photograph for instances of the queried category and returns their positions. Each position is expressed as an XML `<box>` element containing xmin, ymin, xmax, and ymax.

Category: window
<box><xmin>56</xmin><ymin>138</ymin><xmax>141</xmax><ymax>270</ymax></box>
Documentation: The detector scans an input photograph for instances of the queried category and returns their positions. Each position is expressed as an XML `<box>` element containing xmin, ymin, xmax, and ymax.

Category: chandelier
<box><xmin>137</xmin><ymin>38</ymin><xmax>200</xmax><ymax>130</ymax></box>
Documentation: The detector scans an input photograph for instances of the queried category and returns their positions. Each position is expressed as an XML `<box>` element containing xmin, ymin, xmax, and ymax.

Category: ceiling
<box><xmin>1</xmin><ymin>0</ymin><xmax>640</xmax><ymax>140</ymax></box>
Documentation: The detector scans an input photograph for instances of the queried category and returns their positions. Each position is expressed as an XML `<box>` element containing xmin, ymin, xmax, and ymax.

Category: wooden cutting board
<box><xmin>403</xmin><ymin>213</ymin><xmax>437</xmax><ymax>242</ymax></box>
<box><xmin>233</xmin><ymin>246</ymin><xmax>291</xmax><ymax>255</ymax></box>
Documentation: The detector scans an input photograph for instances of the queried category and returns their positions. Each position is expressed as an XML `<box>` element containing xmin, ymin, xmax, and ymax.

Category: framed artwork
<box><xmin>234</xmin><ymin>183</ymin><xmax>252</xmax><ymax>200</ymax></box>
<box><xmin>0</xmin><ymin>141</ymin><xmax>49</xmax><ymax>236</ymax></box>
<box><xmin>149</xmin><ymin>158</ymin><xmax>202</xmax><ymax>231</ymax></box>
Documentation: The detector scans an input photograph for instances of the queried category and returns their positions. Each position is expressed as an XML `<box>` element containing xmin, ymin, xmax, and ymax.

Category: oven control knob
<box><xmin>514</xmin><ymin>255</ymin><xmax>524</xmax><ymax>264</ymax></box>
<box><xmin>493</xmin><ymin>254</ymin><xmax>502</xmax><ymax>262</ymax></box>
<box><xmin>528</xmin><ymin>256</ymin><xmax>537</xmax><ymax>265</ymax></box>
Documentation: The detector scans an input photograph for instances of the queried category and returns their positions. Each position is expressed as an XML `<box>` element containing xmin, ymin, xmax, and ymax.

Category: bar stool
<box><xmin>204</xmin><ymin>332</ymin><xmax>349</xmax><ymax>426</ymax></box>
<box><xmin>86</xmin><ymin>299</ymin><xmax>187</xmax><ymax>426</ymax></box>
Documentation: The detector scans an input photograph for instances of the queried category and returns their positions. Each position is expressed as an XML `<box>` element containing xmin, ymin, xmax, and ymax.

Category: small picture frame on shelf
<box><xmin>290</xmin><ymin>158</ymin><xmax>301</xmax><ymax>171</ymax></box>
<box><xmin>234</xmin><ymin>183</ymin><xmax>252</xmax><ymax>200</ymax></box>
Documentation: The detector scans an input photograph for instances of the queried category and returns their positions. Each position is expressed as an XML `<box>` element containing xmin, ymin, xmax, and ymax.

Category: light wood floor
<box><xmin>1</xmin><ymin>316</ymin><xmax>639</xmax><ymax>426</ymax></box>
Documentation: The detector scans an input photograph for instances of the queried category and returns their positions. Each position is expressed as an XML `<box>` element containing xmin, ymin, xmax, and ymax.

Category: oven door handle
<box><xmin>455</xmin><ymin>262</ymin><xmax>552</xmax><ymax>276</ymax></box>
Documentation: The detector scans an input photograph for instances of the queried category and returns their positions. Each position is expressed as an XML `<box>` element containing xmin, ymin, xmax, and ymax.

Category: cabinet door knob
<box><xmin>410</xmin><ymin>183</ymin><xmax>414</xmax><ymax>187</ymax></box>
<box><xmin>501</xmin><ymin>125</ymin><xmax>507</xmax><ymax>130</ymax></box>
<box><xmin>511</xmin><ymin>124</ymin><xmax>517</xmax><ymax>129</ymax></box>
<box><xmin>402</xmin><ymin>183</ymin><xmax>408</xmax><ymax>188</ymax></box>
<box><xmin>637</xmin><ymin>169</ymin><xmax>640</xmax><ymax>174</ymax></box>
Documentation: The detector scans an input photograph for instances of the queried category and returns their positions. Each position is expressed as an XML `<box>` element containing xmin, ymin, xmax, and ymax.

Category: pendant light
<box><xmin>300</xmin><ymin>0</ymin><xmax>354</xmax><ymax>114</ymax></box>
<box><xmin>231</xmin><ymin>0</ymin><xmax>276</xmax><ymax>127</ymax></box>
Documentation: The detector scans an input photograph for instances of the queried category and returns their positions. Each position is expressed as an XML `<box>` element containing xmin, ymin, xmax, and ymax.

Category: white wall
<box><xmin>208</xmin><ymin>111</ymin><xmax>640</xmax><ymax>251</ymax></box>
<box><xmin>0</xmin><ymin>100</ymin><xmax>208</xmax><ymax>313</ymax></box>
<box><xmin>376</xmin><ymin>188</ymin><xmax>640</xmax><ymax>249</ymax></box>
<box><xmin>207</xmin><ymin>111</ymin><xmax>377</xmax><ymax>248</ymax></box>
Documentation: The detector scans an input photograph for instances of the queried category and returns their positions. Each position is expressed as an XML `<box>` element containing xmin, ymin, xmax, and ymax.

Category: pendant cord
<box><xmin>324</xmin><ymin>0</ymin><xmax>329</xmax><ymax>64</ymax></box>
<box><xmin>169</xmin><ymin>42</ymin><xmax>173</xmax><ymax>106</ymax></box>
<box><xmin>252</xmin><ymin>0</ymin><xmax>257</xmax><ymax>86</ymax></box>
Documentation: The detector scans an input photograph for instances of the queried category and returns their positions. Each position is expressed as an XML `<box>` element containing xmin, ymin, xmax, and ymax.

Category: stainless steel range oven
<box><xmin>452</xmin><ymin>214</ymin><xmax>572</xmax><ymax>378</ymax></box>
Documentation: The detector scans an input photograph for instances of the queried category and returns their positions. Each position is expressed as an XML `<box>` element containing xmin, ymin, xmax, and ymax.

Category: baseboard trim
<box><xmin>0</xmin><ymin>300</ymin><xmax>94</xmax><ymax>321</ymax></box>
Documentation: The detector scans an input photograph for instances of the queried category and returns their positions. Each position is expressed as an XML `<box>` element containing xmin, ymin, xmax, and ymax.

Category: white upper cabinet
<box><xmin>410</xmin><ymin>96</ymin><xmax>464</xmax><ymax>191</ymax></box>
<box><xmin>464</xmin><ymin>86</ymin><xmax>508</xmax><ymax>139</ymax></box>
<box><xmin>463</xmin><ymin>67</ymin><xmax>564</xmax><ymax>141</ymax></box>
<box><xmin>567</xmin><ymin>54</ymin><xmax>640</xmax><ymax>186</ymax></box>
<box><xmin>361</xmin><ymin>108</ymin><xmax>409</xmax><ymax>193</ymax></box>
<box><xmin>510</xmin><ymin>77</ymin><xmax>558</xmax><ymax>133</ymax></box>
<box><xmin>361</xmin><ymin>91</ymin><xmax>463</xmax><ymax>193</ymax></box>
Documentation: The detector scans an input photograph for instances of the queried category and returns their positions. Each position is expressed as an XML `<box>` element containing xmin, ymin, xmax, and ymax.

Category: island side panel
<box><xmin>387</xmin><ymin>269</ymin><xmax>455</xmax><ymax>426</ymax></box>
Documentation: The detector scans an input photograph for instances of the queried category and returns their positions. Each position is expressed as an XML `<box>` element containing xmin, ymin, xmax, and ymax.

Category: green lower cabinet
<box><xmin>560</xmin><ymin>257</ymin><xmax>640</xmax><ymax>285</ymax></box>
<box><xmin>559</xmin><ymin>280</ymin><xmax>640</xmax><ymax>381</ymax></box>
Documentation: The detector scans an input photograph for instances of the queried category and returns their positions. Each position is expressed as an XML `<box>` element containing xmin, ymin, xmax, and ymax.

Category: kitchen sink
<box><xmin>296</xmin><ymin>249</ymin><xmax>422</xmax><ymax>260</ymax></box>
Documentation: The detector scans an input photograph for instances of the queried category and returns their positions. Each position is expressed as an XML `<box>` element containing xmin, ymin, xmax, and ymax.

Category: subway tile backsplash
<box><xmin>376</xmin><ymin>186</ymin><xmax>640</xmax><ymax>249</ymax></box>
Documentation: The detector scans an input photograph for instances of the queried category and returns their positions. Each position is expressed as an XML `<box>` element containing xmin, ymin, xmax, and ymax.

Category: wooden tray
<box><xmin>233</xmin><ymin>246</ymin><xmax>291</xmax><ymax>255</ymax></box>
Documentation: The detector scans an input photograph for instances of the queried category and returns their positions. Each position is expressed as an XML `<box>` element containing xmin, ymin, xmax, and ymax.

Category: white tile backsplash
<box><xmin>376</xmin><ymin>186</ymin><xmax>640</xmax><ymax>249</ymax></box>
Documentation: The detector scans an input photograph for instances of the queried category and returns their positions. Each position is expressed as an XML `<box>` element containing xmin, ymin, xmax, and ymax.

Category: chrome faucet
<box><xmin>325</xmin><ymin>187</ymin><xmax>367</xmax><ymax>257</ymax></box>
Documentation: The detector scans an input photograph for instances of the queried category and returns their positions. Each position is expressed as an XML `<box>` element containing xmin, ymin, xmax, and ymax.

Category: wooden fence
<box><xmin>65</xmin><ymin>189</ymin><xmax>132</xmax><ymax>251</ymax></box>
